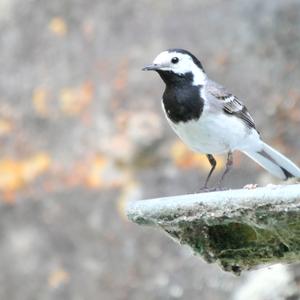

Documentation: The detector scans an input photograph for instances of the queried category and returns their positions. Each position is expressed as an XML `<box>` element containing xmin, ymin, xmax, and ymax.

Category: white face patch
<box><xmin>152</xmin><ymin>51</ymin><xmax>207</xmax><ymax>86</ymax></box>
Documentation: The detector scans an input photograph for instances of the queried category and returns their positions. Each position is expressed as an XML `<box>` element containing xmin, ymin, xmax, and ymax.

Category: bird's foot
<box><xmin>198</xmin><ymin>186</ymin><xmax>226</xmax><ymax>193</ymax></box>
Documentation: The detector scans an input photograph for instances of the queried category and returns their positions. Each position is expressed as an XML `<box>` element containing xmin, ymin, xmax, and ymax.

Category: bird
<box><xmin>142</xmin><ymin>48</ymin><xmax>300</xmax><ymax>190</ymax></box>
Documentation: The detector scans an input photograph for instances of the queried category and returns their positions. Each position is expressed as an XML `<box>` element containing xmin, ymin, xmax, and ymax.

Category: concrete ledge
<box><xmin>126</xmin><ymin>184</ymin><xmax>300</xmax><ymax>275</ymax></box>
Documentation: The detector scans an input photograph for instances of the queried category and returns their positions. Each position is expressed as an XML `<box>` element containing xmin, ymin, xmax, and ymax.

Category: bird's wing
<box><xmin>205</xmin><ymin>80</ymin><xmax>257</xmax><ymax>130</ymax></box>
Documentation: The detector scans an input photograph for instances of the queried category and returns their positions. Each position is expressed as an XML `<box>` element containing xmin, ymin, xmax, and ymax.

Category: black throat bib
<box><xmin>159</xmin><ymin>71</ymin><xmax>204</xmax><ymax>124</ymax></box>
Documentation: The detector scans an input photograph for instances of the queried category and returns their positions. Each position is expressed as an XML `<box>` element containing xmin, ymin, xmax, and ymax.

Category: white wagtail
<box><xmin>143</xmin><ymin>48</ymin><xmax>300</xmax><ymax>189</ymax></box>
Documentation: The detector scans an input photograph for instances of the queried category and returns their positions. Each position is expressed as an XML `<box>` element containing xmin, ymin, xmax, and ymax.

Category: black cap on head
<box><xmin>167</xmin><ymin>48</ymin><xmax>205</xmax><ymax>72</ymax></box>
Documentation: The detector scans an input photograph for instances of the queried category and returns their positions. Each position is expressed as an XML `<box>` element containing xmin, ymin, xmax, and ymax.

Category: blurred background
<box><xmin>0</xmin><ymin>0</ymin><xmax>300</xmax><ymax>299</ymax></box>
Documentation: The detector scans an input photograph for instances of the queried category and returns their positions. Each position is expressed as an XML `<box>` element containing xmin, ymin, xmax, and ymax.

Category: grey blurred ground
<box><xmin>0</xmin><ymin>0</ymin><xmax>300</xmax><ymax>299</ymax></box>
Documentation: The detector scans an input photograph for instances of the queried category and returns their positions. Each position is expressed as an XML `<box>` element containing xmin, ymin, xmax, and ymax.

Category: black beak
<box><xmin>142</xmin><ymin>64</ymin><xmax>160</xmax><ymax>71</ymax></box>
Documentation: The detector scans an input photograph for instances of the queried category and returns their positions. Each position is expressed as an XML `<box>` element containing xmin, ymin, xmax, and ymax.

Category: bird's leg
<box><xmin>201</xmin><ymin>154</ymin><xmax>217</xmax><ymax>189</ymax></box>
<box><xmin>217</xmin><ymin>151</ymin><xmax>233</xmax><ymax>188</ymax></box>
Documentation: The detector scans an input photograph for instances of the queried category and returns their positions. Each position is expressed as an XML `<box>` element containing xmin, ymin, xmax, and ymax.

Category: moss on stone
<box><xmin>127</xmin><ymin>184</ymin><xmax>300</xmax><ymax>274</ymax></box>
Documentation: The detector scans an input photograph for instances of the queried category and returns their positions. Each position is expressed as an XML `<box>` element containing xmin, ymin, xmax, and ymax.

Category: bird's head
<box><xmin>143</xmin><ymin>49</ymin><xmax>206</xmax><ymax>86</ymax></box>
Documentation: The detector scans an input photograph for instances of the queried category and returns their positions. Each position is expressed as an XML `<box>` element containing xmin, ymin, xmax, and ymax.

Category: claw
<box><xmin>198</xmin><ymin>186</ymin><xmax>226</xmax><ymax>193</ymax></box>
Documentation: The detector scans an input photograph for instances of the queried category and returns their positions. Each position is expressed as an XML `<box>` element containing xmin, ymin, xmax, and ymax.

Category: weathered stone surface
<box><xmin>127</xmin><ymin>184</ymin><xmax>300</xmax><ymax>275</ymax></box>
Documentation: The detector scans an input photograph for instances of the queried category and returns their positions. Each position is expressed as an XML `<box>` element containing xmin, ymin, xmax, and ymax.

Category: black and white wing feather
<box><xmin>205</xmin><ymin>80</ymin><xmax>257</xmax><ymax>131</ymax></box>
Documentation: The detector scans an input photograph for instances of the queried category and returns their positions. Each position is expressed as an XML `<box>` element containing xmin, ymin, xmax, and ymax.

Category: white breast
<box><xmin>164</xmin><ymin>106</ymin><xmax>261</xmax><ymax>154</ymax></box>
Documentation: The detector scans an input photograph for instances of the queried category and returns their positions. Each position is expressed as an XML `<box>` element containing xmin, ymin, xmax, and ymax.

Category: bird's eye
<box><xmin>171</xmin><ymin>57</ymin><xmax>179</xmax><ymax>64</ymax></box>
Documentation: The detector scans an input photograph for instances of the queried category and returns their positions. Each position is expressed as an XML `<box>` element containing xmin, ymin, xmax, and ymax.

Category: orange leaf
<box><xmin>84</xmin><ymin>155</ymin><xmax>124</xmax><ymax>189</ymax></box>
<box><xmin>170</xmin><ymin>141</ymin><xmax>225</xmax><ymax>171</ymax></box>
<box><xmin>0</xmin><ymin>153</ymin><xmax>51</xmax><ymax>193</ymax></box>
<box><xmin>59</xmin><ymin>82</ymin><xmax>94</xmax><ymax>116</ymax></box>
<box><xmin>85</xmin><ymin>155</ymin><xmax>107</xmax><ymax>188</ymax></box>
<box><xmin>22</xmin><ymin>153</ymin><xmax>51</xmax><ymax>182</ymax></box>
<box><xmin>32</xmin><ymin>87</ymin><xmax>49</xmax><ymax>117</ymax></box>
<box><xmin>48</xmin><ymin>268</ymin><xmax>70</xmax><ymax>288</ymax></box>
<box><xmin>49</xmin><ymin>17</ymin><xmax>67</xmax><ymax>36</ymax></box>
<box><xmin>0</xmin><ymin>119</ymin><xmax>13</xmax><ymax>136</ymax></box>
<box><xmin>0</xmin><ymin>159</ymin><xmax>23</xmax><ymax>191</ymax></box>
